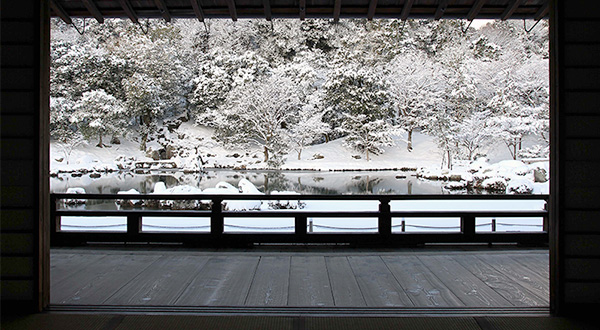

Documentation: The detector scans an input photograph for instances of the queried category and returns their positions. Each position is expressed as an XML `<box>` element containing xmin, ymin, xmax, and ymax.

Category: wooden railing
<box><xmin>51</xmin><ymin>193</ymin><xmax>549</xmax><ymax>247</ymax></box>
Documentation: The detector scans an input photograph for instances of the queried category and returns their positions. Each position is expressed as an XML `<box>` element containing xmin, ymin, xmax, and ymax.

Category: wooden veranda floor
<box><xmin>50</xmin><ymin>246</ymin><xmax>549</xmax><ymax>308</ymax></box>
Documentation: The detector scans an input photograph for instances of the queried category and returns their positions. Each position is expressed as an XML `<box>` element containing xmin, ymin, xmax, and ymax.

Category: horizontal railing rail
<box><xmin>51</xmin><ymin>193</ymin><xmax>549</xmax><ymax>247</ymax></box>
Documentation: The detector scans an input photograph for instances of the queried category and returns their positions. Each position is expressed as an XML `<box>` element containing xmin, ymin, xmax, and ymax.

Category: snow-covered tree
<box><xmin>218</xmin><ymin>75</ymin><xmax>302</xmax><ymax>165</ymax></box>
<box><xmin>123</xmin><ymin>73</ymin><xmax>165</xmax><ymax>151</ymax></box>
<box><xmin>287</xmin><ymin>104</ymin><xmax>330</xmax><ymax>160</ymax></box>
<box><xmin>387</xmin><ymin>52</ymin><xmax>444</xmax><ymax>151</ymax></box>
<box><xmin>338</xmin><ymin>114</ymin><xmax>394</xmax><ymax>161</ymax></box>
<box><xmin>72</xmin><ymin>89</ymin><xmax>126</xmax><ymax>147</ymax></box>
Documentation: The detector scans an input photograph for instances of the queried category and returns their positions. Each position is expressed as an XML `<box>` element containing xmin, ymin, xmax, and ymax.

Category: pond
<box><xmin>50</xmin><ymin>169</ymin><xmax>449</xmax><ymax>195</ymax></box>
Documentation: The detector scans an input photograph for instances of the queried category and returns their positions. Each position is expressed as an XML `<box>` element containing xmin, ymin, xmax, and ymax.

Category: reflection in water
<box><xmin>51</xmin><ymin>169</ymin><xmax>448</xmax><ymax>195</ymax></box>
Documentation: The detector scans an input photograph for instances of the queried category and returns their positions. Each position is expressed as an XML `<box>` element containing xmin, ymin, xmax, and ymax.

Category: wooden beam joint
<box><xmin>467</xmin><ymin>0</ymin><xmax>487</xmax><ymax>21</ymax></box>
<box><xmin>434</xmin><ymin>0</ymin><xmax>449</xmax><ymax>20</ymax></box>
<box><xmin>190</xmin><ymin>0</ymin><xmax>205</xmax><ymax>22</ymax></box>
<box><xmin>226</xmin><ymin>0</ymin><xmax>238</xmax><ymax>21</ymax></box>
<box><xmin>49</xmin><ymin>0</ymin><xmax>72</xmax><ymax>25</ymax></box>
<box><xmin>81</xmin><ymin>0</ymin><xmax>104</xmax><ymax>24</ymax></box>
<box><xmin>367</xmin><ymin>0</ymin><xmax>377</xmax><ymax>20</ymax></box>
<box><xmin>153</xmin><ymin>0</ymin><xmax>172</xmax><ymax>22</ymax></box>
<box><xmin>400</xmin><ymin>0</ymin><xmax>414</xmax><ymax>21</ymax></box>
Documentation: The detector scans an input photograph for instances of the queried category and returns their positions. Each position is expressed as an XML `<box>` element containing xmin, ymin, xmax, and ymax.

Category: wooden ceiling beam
<box><xmin>367</xmin><ymin>0</ymin><xmax>377</xmax><ymax>20</ymax></box>
<box><xmin>333</xmin><ymin>0</ymin><xmax>342</xmax><ymax>22</ymax></box>
<box><xmin>400</xmin><ymin>0</ymin><xmax>414</xmax><ymax>21</ymax></box>
<box><xmin>81</xmin><ymin>0</ymin><xmax>104</xmax><ymax>23</ymax></box>
<box><xmin>299</xmin><ymin>0</ymin><xmax>306</xmax><ymax>20</ymax></box>
<box><xmin>501</xmin><ymin>0</ymin><xmax>523</xmax><ymax>20</ymax></box>
<box><xmin>434</xmin><ymin>0</ymin><xmax>448</xmax><ymax>20</ymax></box>
<box><xmin>153</xmin><ymin>0</ymin><xmax>172</xmax><ymax>22</ymax></box>
<box><xmin>467</xmin><ymin>0</ymin><xmax>487</xmax><ymax>21</ymax></box>
<box><xmin>263</xmin><ymin>0</ymin><xmax>272</xmax><ymax>21</ymax></box>
<box><xmin>226</xmin><ymin>0</ymin><xmax>238</xmax><ymax>21</ymax></box>
<box><xmin>534</xmin><ymin>2</ymin><xmax>549</xmax><ymax>20</ymax></box>
<box><xmin>117</xmin><ymin>0</ymin><xmax>139</xmax><ymax>24</ymax></box>
<box><xmin>190</xmin><ymin>0</ymin><xmax>205</xmax><ymax>22</ymax></box>
<box><xmin>49</xmin><ymin>0</ymin><xmax>72</xmax><ymax>24</ymax></box>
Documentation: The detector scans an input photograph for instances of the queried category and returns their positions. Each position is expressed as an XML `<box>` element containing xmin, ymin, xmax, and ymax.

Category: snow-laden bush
<box><xmin>270</xmin><ymin>191</ymin><xmax>305</xmax><ymax>209</ymax></box>
<box><xmin>507</xmin><ymin>178</ymin><xmax>533</xmax><ymax>194</ymax></box>
<box><xmin>65</xmin><ymin>187</ymin><xmax>86</xmax><ymax>205</ymax></box>
<box><xmin>481</xmin><ymin>177</ymin><xmax>507</xmax><ymax>192</ymax></box>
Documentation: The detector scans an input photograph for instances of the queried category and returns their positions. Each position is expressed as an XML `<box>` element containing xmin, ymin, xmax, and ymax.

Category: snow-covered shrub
<box><xmin>65</xmin><ymin>187</ymin><xmax>86</xmax><ymax>205</ymax></box>
<box><xmin>507</xmin><ymin>178</ymin><xmax>533</xmax><ymax>194</ymax></box>
<box><xmin>481</xmin><ymin>177</ymin><xmax>507</xmax><ymax>192</ymax></box>
<box><xmin>269</xmin><ymin>191</ymin><xmax>305</xmax><ymax>209</ymax></box>
<box><xmin>444</xmin><ymin>181</ymin><xmax>468</xmax><ymax>190</ymax></box>
<box><xmin>117</xmin><ymin>189</ymin><xmax>143</xmax><ymax>208</ymax></box>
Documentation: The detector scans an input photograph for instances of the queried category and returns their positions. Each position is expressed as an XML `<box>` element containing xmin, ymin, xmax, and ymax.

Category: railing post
<box><xmin>401</xmin><ymin>219</ymin><xmax>406</xmax><ymax>233</ymax></box>
<box><xmin>379</xmin><ymin>198</ymin><xmax>392</xmax><ymax>237</ymax></box>
<box><xmin>211</xmin><ymin>198</ymin><xmax>224</xmax><ymax>238</ymax></box>
<box><xmin>50</xmin><ymin>195</ymin><xmax>60</xmax><ymax>245</ymax></box>
<box><xmin>461</xmin><ymin>215</ymin><xmax>476</xmax><ymax>240</ymax></box>
<box><xmin>127</xmin><ymin>213</ymin><xmax>142</xmax><ymax>239</ymax></box>
<box><xmin>492</xmin><ymin>218</ymin><xmax>496</xmax><ymax>232</ymax></box>
<box><xmin>296</xmin><ymin>215</ymin><xmax>307</xmax><ymax>236</ymax></box>
<box><xmin>543</xmin><ymin>201</ymin><xmax>549</xmax><ymax>232</ymax></box>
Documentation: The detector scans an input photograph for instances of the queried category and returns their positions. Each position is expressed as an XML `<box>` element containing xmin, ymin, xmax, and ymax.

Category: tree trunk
<box><xmin>446</xmin><ymin>149</ymin><xmax>452</xmax><ymax>170</ymax></box>
<box><xmin>264</xmin><ymin>146</ymin><xmax>269</xmax><ymax>162</ymax></box>
<box><xmin>297</xmin><ymin>149</ymin><xmax>302</xmax><ymax>160</ymax></box>
<box><xmin>96</xmin><ymin>133</ymin><xmax>103</xmax><ymax>148</ymax></box>
<box><xmin>407</xmin><ymin>129</ymin><xmax>413</xmax><ymax>152</ymax></box>
<box><xmin>366</xmin><ymin>149</ymin><xmax>370</xmax><ymax>162</ymax></box>
<box><xmin>140</xmin><ymin>133</ymin><xmax>148</xmax><ymax>152</ymax></box>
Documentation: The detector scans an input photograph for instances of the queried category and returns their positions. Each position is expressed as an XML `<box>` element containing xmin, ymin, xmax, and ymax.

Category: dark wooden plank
<box><xmin>565</xmin><ymin>115</ymin><xmax>600</xmax><ymax>138</ymax></box>
<box><xmin>475</xmin><ymin>254</ymin><xmax>549</xmax><ymax>302</ymax></box>
<box><xmin>565</xmin><ymin>211</ymin><xmax>600</xmax><ymax>233</ymax></box>
<box><xmin>565</xmin><ymin>139</ymin><xmax>600</xmax><ymax>161</ymax></box>
<box><xmin>103</xmin><ymin>255</ymin><xmax>210</xmax><ymax>305</ymax></box>
<box><xmin>381</xmin><ymin>255</ymin><xmax>464</xmax><ymax>307</ymax></box>
<box><xmin>565</xmin><ymin>21</ymin><xmax>600</xmax><ymax>43</ymax></box>
<box><xmin>51</xmin><ymin>254</ymin><xmax>161</xmax><ymax>304</ymax></box>
<box><xmin>1</xmin><ymin>233</ymin><xmax>34</xmax><ymax>254</ymax></box>
<box><xmin>565</xmin><ymin>283</ymin><xmax>600</xmax><ymax>304</ymax></box>
<box><xmin>565</xmin><ymin>45</ymin><xmax>600</xmax><ymax>67</ymax></box>
<box><xmin>565</xmin><ymin>92</ymin><xmax>600</xmax><ymax>115</ymax></box>
<box><xmin>418</xmin><ymin>255</ymin><xmax>512</xmax><ymax>307</ymax></box>
<box><xmin>1</xmin><ymin>257</ymin><xmax>33</xmax><ymax>278</ymax></box>
<box><xmin>347</xmin><ymin>256</ymin><xmax>413</xmax><ymax>307</ymax></box>
<box><xmin>564</xmin><ymin>161</ymin><xmax>600</xmax><ymax>187</ymax></box>
<box><xmin>565</xmin><ymin>259</ymin><xmax>600</xmax><ymax>281</ymax></box>
<box><xmin>453</xmin><ymin>254</ymin><xmax>547</xmax><ymax>307</ymax></box>
<box><xmin>288</xmin><ymin>256</ymin><xmax>334</xmax><ymax>307</ymax></box>
<box><xmin>50</xmin><ymin>253</ymin><xmax>107</xmax><ymax>285</ymax></box>
<box><xmin>565</xmin><ymin>234</ymin><xmax>600</xmax><ymax>256</ymax></box>
<box><xmin>245</xmin><ymin>256</ymin><xmax>290</xmax><ymax>306</ymax></box>
<box><xmin>174</xmin><ymin>256</ymin><xmax>259</xmax><ymax>306</ymax></box>
<box><xmin>325</xmin><ymin>256</ymin><xmax>366</xmax><ymax>307</ymax></box>
<box><xmin>564</xmin><ymin>0</ymin><xmax>600</xmax><ymax>19</ymax></box>
<box><xmin>565</xmin><ymin>187</ymin><xmax>600</xmax><ymax>210</ymax></box>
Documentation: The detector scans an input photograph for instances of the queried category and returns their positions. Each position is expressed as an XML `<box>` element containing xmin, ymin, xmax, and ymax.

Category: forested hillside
<box><xmin>50</xmin><ymin>18</ymin><xmax>548</xmax><ymax>169</ymax></box>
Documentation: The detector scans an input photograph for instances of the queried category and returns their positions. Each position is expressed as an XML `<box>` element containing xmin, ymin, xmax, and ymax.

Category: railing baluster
<box><xmin>211</xmin><ymin>198</ymin><xmax>224</xmax><ymax>237</ymax></box>
<box><xmin>127</xmin><ymin>213</ymin><xmax>141</xmax><ymax>239</ymax></box>
<box><xmin>379</xmin><ymin>198</ymin><xmax>392</xmax><ymax>236</ymax></box>
<box><xmin>296</xmin><ymin>215</ymin><xmax>307</xmax><ymax>236</ymax></box>
<box><xmin>461</xmin><ymin>215</ymin><xmax>476</xmax><ymax>240</ymax></box>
